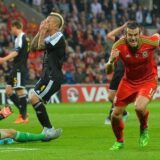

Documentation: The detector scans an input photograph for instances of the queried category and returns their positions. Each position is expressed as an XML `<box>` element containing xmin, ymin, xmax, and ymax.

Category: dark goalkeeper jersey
<box><xmin>43</xmin><ymin>32</ymin><xmax>66</xmax><ymax>83</ymax></box>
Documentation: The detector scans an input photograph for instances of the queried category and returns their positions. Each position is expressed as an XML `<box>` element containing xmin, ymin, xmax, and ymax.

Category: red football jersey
<box><xmin>112</xmin><ymin>34</ymin><xmax>160</xmax><ymax>85</ymax></box>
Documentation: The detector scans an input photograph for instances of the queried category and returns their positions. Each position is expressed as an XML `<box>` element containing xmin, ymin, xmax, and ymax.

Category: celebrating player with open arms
<box><xmin>106</xmin><ymin>21</ymin><xmax>160</xmax><ymax>150</ymax></box>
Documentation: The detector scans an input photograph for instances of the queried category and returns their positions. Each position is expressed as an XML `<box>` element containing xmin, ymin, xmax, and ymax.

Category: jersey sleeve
<box><xmin>44</xmin><ymin>32</ymin><xmax>63</xmax><ymax>51</ymax></box>
<box><xmin>142</xmin><ymin>34</ymin><xmax>160</xmax><ymax>48</ymax></box>
<box><xmin>151</xmin><ymin>34</ymin><xmax>160</xmax><ymax>47</ymax></box>
<box><xmin>14</xmin><ymin>35</ymin><xmax>24</xmax><ymax>53</ymax></box>
<box><xmin>111</xmin><ymin>38</ymin><xmax>124</xmax><ymax>63</ymax></box>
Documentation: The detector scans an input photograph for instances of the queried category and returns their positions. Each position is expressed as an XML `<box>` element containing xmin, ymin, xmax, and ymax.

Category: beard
<box><xmin>126</xmin><ymin>40</ymin><xmax>139</xmax><ymax>55</ymax></box>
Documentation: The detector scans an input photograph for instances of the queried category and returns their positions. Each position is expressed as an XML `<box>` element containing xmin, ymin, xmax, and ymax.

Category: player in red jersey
<box><xmin>106</xmin><ymin>21</ymin><xmax>160</xmax><ymax>150</ymax></box>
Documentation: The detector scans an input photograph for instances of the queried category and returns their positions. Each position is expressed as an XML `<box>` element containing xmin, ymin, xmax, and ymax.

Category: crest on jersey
<box><xmin>142</xmin><ymin>51</ymin><xmax>148</xmax><ymax>58</ymax></box>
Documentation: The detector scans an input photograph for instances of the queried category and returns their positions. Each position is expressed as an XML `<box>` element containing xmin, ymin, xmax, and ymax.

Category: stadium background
<box><xmin>0</xmin><ymin>0</ymin><xmax>160</xmax><ymax>104</ymax></box>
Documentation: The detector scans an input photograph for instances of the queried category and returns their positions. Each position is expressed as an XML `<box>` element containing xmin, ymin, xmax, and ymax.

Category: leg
<box><xmin>0</xmin><ymin>129</ymin><xmax>15</xmax><ymax>144</ymax></box>
<box><xmin>13</xmin><ymin>71</ymin><xmax>28</xmax><ymax>122</ymax></box>
<box><xmin>5</xmin><ymin>71</ymin><xmax>26</xmax><ymax>117</ymax></box>
<box><xmin>16</xmin><ymin>88</ymin><xmax>28</xmax><ymax>120</ymax></box>
<box><xmin>30</xmin><ymin>76</ymin><xmax>62</xmax><ymax>141</ymax></box>
<box><xmin>30</xmin><ymin>92</ymin><xmax>52</xmax><ymax>128</ymax></box>
<box><xmin>111</xmin><ymin>106</ymin><xmax>125</xmax><ymax>142</ymax></box>
<box><xmin>135</xmin><ymin>95</ymin><xmax>150</xmax><ymax>132</ymax></box>
<box><xmin>30</xmin><ymin>92</ymin><xmax>62</xmax><ymax>141</ymax></box>
<box><xmin>0</xmin><ymin>129</ymin><xmax>16</xmax><ymax>139</ymax></box>
<box><xmin>108</xmin><ymin>90</ymin><xmax>116</xmax><ymax>119</ymax></box>
<box><xmin>0</xmin><ymin>129</ymin><xmax>45</xmax><ymax>142</ymax></box>
<box><xmin>135</xmin><ymin>95</ymin><xmax>150</xmax><ymax>147</ymax></box>
<box><xmin>109</xmin><ymin>79</ymin><xmax>134</xmax><ymax>150</ymax></box>
<box><xmin>5</xmin><ymin>85</ymin><xmax>21</xmax><ymax>112</ymax></box>
<box><xmin>105</xmin><ymin>89</ymin><xmax>129</xmax><ymax>125</ymax></box>
<box><xmin>105</xmin><ymin>90</ymin><xmax>116</xmax><ymax>125</ymax></box>
<box><xmin>110</xmin><ymin>106</ymin><xmax>126</xmax><ymax>150</ymax></box>
<box><xmin>14</xmin><ymin>131</ymin><xmax>46</xmax><ymax>142</ymax></box>
<box><xmin>6</xmin><ymin>86</ymin><xmax>28</xmax><ymax>123</ymax></box>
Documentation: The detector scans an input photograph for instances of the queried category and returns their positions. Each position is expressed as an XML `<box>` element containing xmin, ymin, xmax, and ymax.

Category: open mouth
<box><xmin>130</xmin><ymin>41</ymin><xmax>137</xmax><ymax>46</ymax></box>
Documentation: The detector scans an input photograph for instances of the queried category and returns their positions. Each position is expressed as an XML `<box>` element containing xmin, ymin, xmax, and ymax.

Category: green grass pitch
<box><xmin>0</xmin><ymin>100</ymin><xmax>160</xmax><ymax>160</ymax></box>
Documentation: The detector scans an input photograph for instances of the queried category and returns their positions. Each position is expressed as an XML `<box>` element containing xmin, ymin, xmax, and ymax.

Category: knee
<box><xmin>135</xmin><ymin>103</ymin><xmax>145</xmax><ymax>113</ymax></box>
<box><xmin>111</xmin><ymin>109</ymin><xmax>123</xmax><ymax>119</ymax></box>
<box><xmin>29</xmin><ymin>93</ymin><xmax>40</xmax><ymax>105</ymax></box>
<box><xmin>108</xmin><ymin>92</ymin><xmax>115</xmax><ymax>102</ymax></box>
<box><xmin>5</xmin><ymin>86</ymin><xmax>13</xmax><ymax>96</ymax></box>
<box><xmin>16</xmin><ymin>89</ymin><xmax>25</xmax><ymax>96</ymax></box>
<box><xmin>8</xmin><ymin>129</ymin><xmax>17</xmax><ymax>137</ymax></box>
<box><xmin>135</xmin><ymin>107</ymin><xmax>144</xmax><ymax>113</ymax></box>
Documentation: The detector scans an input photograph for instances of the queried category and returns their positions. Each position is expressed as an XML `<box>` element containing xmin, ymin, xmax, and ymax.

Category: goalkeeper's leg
<box><xmin>0</xmin><ymin>129</ymin><xmax>46</xmax><ymax>142</ymax></box>
<box><xmin>14</xmin><ymin>131</ymin><xmax>46</xmax><ymax>142</ymax></box>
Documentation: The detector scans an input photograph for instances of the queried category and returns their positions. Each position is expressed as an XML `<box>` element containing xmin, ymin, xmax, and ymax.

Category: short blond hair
<box><xmin>49</xmin><ymin>12</ymin><xmax>64</xmax><ymax>30</ymax></box>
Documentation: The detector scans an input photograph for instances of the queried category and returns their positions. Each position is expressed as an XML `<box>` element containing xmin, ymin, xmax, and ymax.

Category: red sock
<box><xmin>111</xmin><ymin>116</ymin><xmax>124</xmax><ymax>142</ymax></box>
<box><xmin>135</xmin><ymin>110</ymin><xmax>149</xmax><ymax>132</ymax></box>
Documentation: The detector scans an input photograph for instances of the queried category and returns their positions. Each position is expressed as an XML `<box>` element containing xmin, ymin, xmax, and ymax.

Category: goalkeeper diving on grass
<box><xmin>0</xmin><ymin>108</ymin><xmax>61</xmax><ymax>144</ymax></box>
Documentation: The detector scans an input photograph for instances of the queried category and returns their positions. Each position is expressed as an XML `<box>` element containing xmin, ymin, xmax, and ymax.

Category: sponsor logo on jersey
<box><xmin>40</xmin><ymin>85</ymin><xmax>46</xmax><ymax>91</ymax></box>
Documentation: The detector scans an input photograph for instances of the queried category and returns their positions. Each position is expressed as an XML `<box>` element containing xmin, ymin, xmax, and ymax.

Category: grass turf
<box><xmin>0</xmin><ymin>100</ymin><xmax>160</xmax><ymax>160</ymax></box>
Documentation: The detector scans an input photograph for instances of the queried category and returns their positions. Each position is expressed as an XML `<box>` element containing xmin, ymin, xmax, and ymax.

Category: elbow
<box><xmin>106</xmin><ymin>34</ymin><xmax>115</xmax><ymax>42</ymax></box>
<box><xmin>30</xmin><ymin>46</ymin><xmax>36</xmax><ymax>52</ymax></box>
<box><xmin>30</xmin><ymin>43</ymin><xmax>36</xmax><ymax>51</ymax></box>
<box><xmin>30</xmin><ymin>42</ymin><xmax>39</xmax><ymax>51</ymax></box>
<box><xmin>106</xmin><ymin>34</ymin><xmax>111</xmax><ymax>39</ymax></box>
<box><xmin>106</xmin><ymin>69</ymin><xmax>113</xmax><ymax>74</ymax></box>
<box><xmin>106</xmin><ymin>63</ymin><xmax>114</xmax><ymax>74</ymax></box>
<box><xmin>37</xmin><ymin>44</ymin><xmax>45</xmax><ymax>51</ymax></box>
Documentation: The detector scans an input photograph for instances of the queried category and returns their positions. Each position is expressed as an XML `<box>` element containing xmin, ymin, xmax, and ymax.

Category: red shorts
<box><xmin>114</xmin><ymin>79</ymin><xmax>157</xmax><ymax>107</ymax></box>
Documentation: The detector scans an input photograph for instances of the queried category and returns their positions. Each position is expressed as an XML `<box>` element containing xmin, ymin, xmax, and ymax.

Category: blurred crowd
<box><xmin>0</xmin><ymin>0</ymin><xmax>160</xmax><ymax>86</ymax></box>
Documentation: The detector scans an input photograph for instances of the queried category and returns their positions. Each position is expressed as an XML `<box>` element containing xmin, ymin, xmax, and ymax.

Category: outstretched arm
<box><xmin>0</xmin><ymin>51</ymin><xmax>18</xmax><ymax>64</ymax></box>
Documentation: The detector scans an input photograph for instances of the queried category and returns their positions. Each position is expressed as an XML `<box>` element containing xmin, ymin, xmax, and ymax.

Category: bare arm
<box><xmin>107</xmin><ymin>23</ymin><xmax>128</xmax><ymax>42</ymax></box>
<box><xmin>105</xmin><ymin>49</ymin><xmax>120</xmax><ymax>74</ymax></box>
<box><xmin>30</xmin><ymin>19</ymin><xmax>48</xmax><ymax>51</ymax></box>
<box><xmin>0</xmin><ymin>51</ymin><xmax>18</xmax><ymax>64</ymax></box>
<box><xmin>4</xmin><ymin>51</ymin><xmax>18</xmax><ymax>61</ymax></box>
<box><xmin>30</xmin><ymin>32</ymin><xmax>40</xmax><ymax>51</ymax></box>
<box><xmin>105</xmin><ymin>62</ymin><xmax>114</xmax><ymax>74</ymax></box>
<box><xmin>37</xmin><ymin>30</ymin><xmax>47</xmax><ymax>51</ymax></box>
<box><xmin>31</xmin><ymin>31</ymin><xmax>47</xmax><ymax>51</ymax></box>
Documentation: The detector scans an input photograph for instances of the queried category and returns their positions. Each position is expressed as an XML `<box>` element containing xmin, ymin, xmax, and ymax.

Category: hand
<box><xmin>0</xmin><ymin>58</ymin><xmax>5</xmax><ymax>64</ymax></box>
<box><xmin>109</xmin><ymin>49</ymin><xmax>119</xmax><ymax>63</ymax></box>
<box><xmin>122</xmin><ymin>22</ymin><xmax>128</xmax><ymax>29</ymax></box>
<box><xmin>39</xmin><ymin>20</ymin><xmax>48</xmax><ymax>32</ymax></box>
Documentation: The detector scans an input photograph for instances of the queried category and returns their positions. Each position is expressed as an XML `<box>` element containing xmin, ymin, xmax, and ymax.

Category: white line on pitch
<box><xmin>0</xmin><ymin>147</ymin><xmax>39</xmax><ymax>152</ymax></box>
